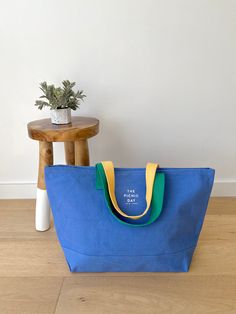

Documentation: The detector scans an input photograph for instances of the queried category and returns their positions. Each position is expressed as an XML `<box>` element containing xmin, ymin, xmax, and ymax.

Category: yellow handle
<box><xmin>101</xmin><ymin>161</ymin><xmax>159</xmax><ymax>220</ymax></box>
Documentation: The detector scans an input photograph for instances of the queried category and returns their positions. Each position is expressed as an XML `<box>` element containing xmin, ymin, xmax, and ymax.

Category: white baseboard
<box><xmin>211</xmin><ymin>180</ymin><xmax>236</xmax><ymax>196</ymax></box>
<box><xmin>0</xmin><ymin>182</ymin><xmax>37</xmax><ymax>199</ymax></box>
<box><xmin>0</xmin><ymin>180</ymin><xmax>235</xmax><ymax>199</ymax></box>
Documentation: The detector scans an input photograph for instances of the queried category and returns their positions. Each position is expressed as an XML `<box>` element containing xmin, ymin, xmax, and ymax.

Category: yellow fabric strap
<box><xmin>101</xmin><ymin>161</ymin><xmax>159</xmax><ymax>220</ymax></box>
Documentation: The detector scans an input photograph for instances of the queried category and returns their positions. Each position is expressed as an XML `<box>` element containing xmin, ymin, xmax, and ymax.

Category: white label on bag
<box><xmin>123</xmin><ymin>189</ymin><xmax>139</xmax><ymax>205</ymax></box>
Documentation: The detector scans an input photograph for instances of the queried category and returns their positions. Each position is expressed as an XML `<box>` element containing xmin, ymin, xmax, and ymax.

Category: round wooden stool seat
<box><xmin>27</xmin><ymin>116</ymin><xmax>99</xmax><ymax>142</ymax></box>
<box><xmin>27</xmin><ymin>116</ymin><xmax>99</xmax><ymax>231</ymax></box>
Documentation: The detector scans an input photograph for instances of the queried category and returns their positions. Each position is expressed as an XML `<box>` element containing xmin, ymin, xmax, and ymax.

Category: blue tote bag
<box><xmin>45</xmin><ymin>161</ymin><xmax>215</xmax><ymax>272</ymax></box>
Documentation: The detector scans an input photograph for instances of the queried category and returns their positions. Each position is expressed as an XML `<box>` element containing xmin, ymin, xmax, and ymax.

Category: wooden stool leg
<box><xmin>75</xmin><ymin>139</ymin><xmax>90</xmax><ymax>166</ymax></box>
<box><xmin>35</xmin><ymin>141</ymin><xmax>53</xmax><ymax>231</ymax></box>
<box><xmin>64</xmin><ymin>142</ymin><xmax>75</xmax><ymax>165</ymax></box>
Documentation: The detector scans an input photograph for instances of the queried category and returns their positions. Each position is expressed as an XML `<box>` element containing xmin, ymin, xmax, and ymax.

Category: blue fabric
<box><xmin>45</xmin><ymin>165</ymin><xmax>215</xmax><ymax>272</ymax></box>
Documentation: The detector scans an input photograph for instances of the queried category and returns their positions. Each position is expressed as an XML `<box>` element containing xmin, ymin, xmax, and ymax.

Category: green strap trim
<box><xmin>96</xmin><ymin>163</ymin><xmax>165</xmax><ymax>227</ymax></box>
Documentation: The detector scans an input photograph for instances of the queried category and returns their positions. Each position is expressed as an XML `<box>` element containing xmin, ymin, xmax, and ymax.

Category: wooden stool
<box><xmin>27</xmin><ymin>116</ymin><xmax>99</xmax><ymax>231</ymax></box>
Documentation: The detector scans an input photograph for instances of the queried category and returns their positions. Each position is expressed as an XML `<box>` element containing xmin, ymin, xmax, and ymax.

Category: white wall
<box><xmin>0</xmin><ymin>0</ymin><xmax>235</xmax><ymax>198</ymax></box>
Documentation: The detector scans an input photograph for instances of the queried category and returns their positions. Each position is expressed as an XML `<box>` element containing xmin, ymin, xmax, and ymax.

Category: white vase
<box><xmin>50</xmin><ymin>108</ymin><xmax>72</xmax><ymax>125</ymax></box>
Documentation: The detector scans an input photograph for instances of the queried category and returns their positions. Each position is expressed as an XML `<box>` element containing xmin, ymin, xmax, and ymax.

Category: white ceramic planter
<box><xmin>50</xmin><ymin>108</ymin><xmax>71</xmax><ymax>124</ymax></box>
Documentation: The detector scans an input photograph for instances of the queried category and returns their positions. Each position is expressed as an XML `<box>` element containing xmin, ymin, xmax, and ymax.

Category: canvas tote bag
<box><xmin>45</xmin><ymin>161</ymin><xmax>214</xmax><ymax>272</ymax></box>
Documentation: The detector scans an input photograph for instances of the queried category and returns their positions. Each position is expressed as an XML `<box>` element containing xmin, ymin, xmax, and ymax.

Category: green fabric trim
<box><xmin>96</xmin><ymin>163</ymin><xmax>165</xmax><ymax>227</ymax></box>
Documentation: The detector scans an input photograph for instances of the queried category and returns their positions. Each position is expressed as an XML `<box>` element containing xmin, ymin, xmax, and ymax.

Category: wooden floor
<box><xmin>0</xmin><ymin>198</ymin><xmax>235</xmax><ymax>314</ymax></box>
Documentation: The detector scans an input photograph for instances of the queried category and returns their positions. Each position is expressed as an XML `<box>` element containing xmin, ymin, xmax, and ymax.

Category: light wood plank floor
<box><xmin>0</xmin><ymin>198</ymin><xmax>235</xmax><ymax>314</ymax></box>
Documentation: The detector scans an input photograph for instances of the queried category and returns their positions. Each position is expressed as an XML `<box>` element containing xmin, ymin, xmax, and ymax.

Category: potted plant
<box><xmin>35</xmin><ymin>80</ymin><xmax>86</xmax><ymax>124</ymax></box>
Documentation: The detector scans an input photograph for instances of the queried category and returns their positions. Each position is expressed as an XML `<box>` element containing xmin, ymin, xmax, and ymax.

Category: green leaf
<box><xmin>35</xmin><ymin>80</ymin><xmax>86</xmax><ymax>110</ymax></box>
